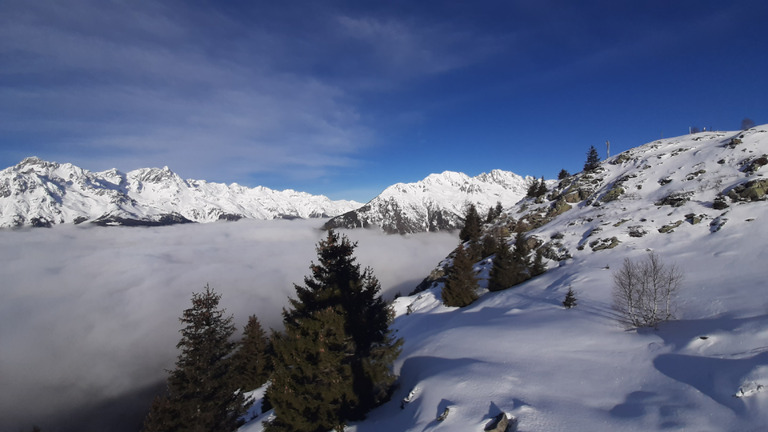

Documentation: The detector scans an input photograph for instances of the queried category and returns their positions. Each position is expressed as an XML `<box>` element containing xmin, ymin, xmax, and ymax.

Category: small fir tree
<box><xmin>584</xmin><ymin>145</ymin><xmax>600</xmax><ymax>172</ymax></box>
<box><xmin>563</xmin><ymin>287</ymin><xmax>577</xmax><ymax>309</ymax></box>
<box><xmin>441</xmin><ymin>245</ymin><xmax>478</xmax><ymax>307</ymax></box>
<box><xmin>459</xmin><ymin>204</ymin><xmax>482</xmax><ymax>243</ymax></box>
<box><xmin>142</xmin><ymin>285</ymin><xmax>248</xmax><ymax>432</ymax></box>
<box><xmin>232</xmin><ymin>314</ymin><xmax>272</xmax><ymax>392</ymax></box>
<box><xmin>558</xmin><ymin>169</ymin><xmax>571</xmax><ymax>180</ymax></box>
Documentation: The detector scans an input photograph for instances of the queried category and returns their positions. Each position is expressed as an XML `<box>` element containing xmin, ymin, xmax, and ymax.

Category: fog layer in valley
<box><xmin>0</xmin><ymin>219</ymin><xmax>458</xmax><ymax>431</ymax></box>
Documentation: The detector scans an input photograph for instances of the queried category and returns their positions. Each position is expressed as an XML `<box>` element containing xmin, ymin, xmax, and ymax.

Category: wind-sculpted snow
<box><xmin>324</xmin><ymin>169</ymin><xmax>532</xmax><ymax>234</ymax></box>
<box><xmin>0</xmin><ymin>157</ymin><xmax>362</xmax><ymax>228</ymax></box>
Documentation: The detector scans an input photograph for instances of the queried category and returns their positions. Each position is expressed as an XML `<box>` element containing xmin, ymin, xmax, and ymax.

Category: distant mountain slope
<box><xmin>324</xmin><ymin>169</ymin><xmax>532</xmax><ymax>234</ymax></box>
<box><xmin>241</xmin><ymin>126</ymin><xmax>768</xmax><ymax>432</ymax></box>
<box><xmin>0</xmin><ymin>157</ymin><xmax>361</xmax><ymax>228</ymax></box>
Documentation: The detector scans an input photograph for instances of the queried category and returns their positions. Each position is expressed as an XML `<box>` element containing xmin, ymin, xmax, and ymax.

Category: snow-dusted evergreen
<box><xmin>242</xmin><ymin>125</ymin><xmax>768</xmax><ymax>431</ymax></box>
<box><xmin>324</xmin><ymin>170</ymin><xmax>532</xmax><ymax>234</ymax></box>
<box><xmin>0</xmin><ymin>157</ymin><xmax>362</xmax><ymax>227</ymax></box>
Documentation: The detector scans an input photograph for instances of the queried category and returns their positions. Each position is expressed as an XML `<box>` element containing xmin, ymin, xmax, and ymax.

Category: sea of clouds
<box><xmin>0</xmin><ymin>219</ymin><xmax>458</xmax><ymax>432</ymax></box>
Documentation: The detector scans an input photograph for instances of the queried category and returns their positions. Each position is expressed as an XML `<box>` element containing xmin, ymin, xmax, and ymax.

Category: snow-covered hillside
<box><xmin>324</xmin><ymin>170</ymin><xmax>532</xmax><ymax>234</ymax></box>
<box><xmin>0</xmin><ymin>157</ymin><xmax>361</xmax><ymax>227</ymax></box>
<box><xmin>241</xmin><ymin>126</ymin><xmax>768</xmax><ymax>431</ymax></box>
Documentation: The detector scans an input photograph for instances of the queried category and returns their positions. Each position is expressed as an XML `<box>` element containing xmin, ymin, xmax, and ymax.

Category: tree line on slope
<box><xmin>443</xmin><ymin>203</ymin><xmax>547</xmax><ymax>308</ymax></box>
<box><xmin>142</xmin><ymin>230</ymin><xmax>402</xmax><ymax>432</ymax></box>
<box><xmin>444</xmin><ymin>145</ymin><xmax>683</xmax><ymax>331</ymax></box>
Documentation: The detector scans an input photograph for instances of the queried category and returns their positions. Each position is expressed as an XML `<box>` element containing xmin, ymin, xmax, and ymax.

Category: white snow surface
<box><xmin>241</xmin><ymin>126</ymin><xmax>768</xmax><ymax>431</ymax></box>
<box><xmin>0</xmin><ymin>158</ymin><xmax>362</xmax><ymax>227</ymax></box>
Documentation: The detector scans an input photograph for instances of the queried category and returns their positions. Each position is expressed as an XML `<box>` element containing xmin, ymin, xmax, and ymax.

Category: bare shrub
<box><xmin>612</xmin><ymin>252</ymin><xmax>683</xmax><ymax>328</ymax></box>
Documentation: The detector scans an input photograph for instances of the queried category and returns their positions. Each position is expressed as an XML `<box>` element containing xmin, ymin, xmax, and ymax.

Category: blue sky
<box><xmin>1</xmin><ymin>0</ymin><xmax>766</xmax><ymax>202</ymax></box>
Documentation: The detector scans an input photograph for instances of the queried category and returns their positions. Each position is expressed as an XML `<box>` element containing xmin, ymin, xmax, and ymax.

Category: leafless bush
<box><xmin>612</xmin><ymin>252</ymin><xmax>683</xmax><ymax>328</ymax></box>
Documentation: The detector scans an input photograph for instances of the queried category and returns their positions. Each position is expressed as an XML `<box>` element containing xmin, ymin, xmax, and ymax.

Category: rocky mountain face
<box><xmin>416</xmin><ymin>125</ymin><xmax>768</xmax><ymax>292</ymax></box>
<box><xmin>0</xmin><ymin>157</ymin><xmax>362</xmax><ymax>228</ymax></box>
<box><xmin>324</xmin><ymin>170</ymin><xmax>532</xmax><ymax>234</ymax></box>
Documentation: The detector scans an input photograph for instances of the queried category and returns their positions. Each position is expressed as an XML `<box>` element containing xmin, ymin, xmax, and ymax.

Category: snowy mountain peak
<box><xmin>130</xmin><ymin>166</ymin><xmax>181</xmax><ymax>184</ymax></box>
<box><xmin>0</xmin><ymin>158</ymin><xmax>362</xmax><ymax>228</ymax></box>
<box><xmin>325</xmin><ymin>169</ymin><xmax>533</xmax><ymax>234</ymax></box>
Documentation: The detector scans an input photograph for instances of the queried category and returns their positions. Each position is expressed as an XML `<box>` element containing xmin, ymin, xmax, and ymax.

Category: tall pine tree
<box><xmin>531</xmin><ymin>249</ymin><xmax>547</xmax><ymax>276</ymax></box>
<box><xmin>266</xmin><ymin>230</ymin><xmax>401</xmax><ymax>431</ymax></box>
<box><xmin>488</xmin><ymin>241</ymin><xmax>523</xmax><ymax>291</ymax></box>
<box><xmin>142</xmin><ymin>285</ymin><xmax>248</xmax><ymax>432</ymax></box>
<box><xmin>441</xmin><ymin>245</ymin><xmax>479</xmax><ymax>307</ymax></box>
<box><xmin>459</xmin><ymin>204</ymin><xmax>482</xmax><ymax>243</ymax></box>
<box><xmin>266</xmin><ymin>307</ymin><xmax>355</xmax><ymax>432</ymax></box>
<box><xmin>512</xmin><ymin>232</ymin><xmax>532</xmax><ymax>270</ymax></box>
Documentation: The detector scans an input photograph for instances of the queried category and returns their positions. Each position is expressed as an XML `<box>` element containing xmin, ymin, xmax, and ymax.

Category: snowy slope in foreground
<box><xmin>0</xmin><ymin>158</ymin><xmax>361</xmax><ymax>227</ymax></box>
<box><xmin>241</xmin><ymin>126</ymin><xmax>768</xmax><ymax>431</ymax></box>
<box><xmin>324</xmin><ymin>170</ymin><xmax>532</xmax><ymax>234</ymax></box>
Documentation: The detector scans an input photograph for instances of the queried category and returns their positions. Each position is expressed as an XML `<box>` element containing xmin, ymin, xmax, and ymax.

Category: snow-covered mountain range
<box><xmin>240</xmin><ymin>125</ymin><xmax>768</xmax><ymax>431</ymax></box>
<box><xmin>0</xmin><ymin>157</ymin><xmax>362</xmax><ymax>227</ymax></box>
<box><xmin>324</xmin><ymin>170</ymin><xmax>532</xmax><ymax>234</ymax></box>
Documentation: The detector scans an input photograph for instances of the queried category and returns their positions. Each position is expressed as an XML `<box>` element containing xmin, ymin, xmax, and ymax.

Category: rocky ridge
<box><xmin>416</xmin><ymin>125</ymin><xmax>768</xmax><ymax>292</ymax></box>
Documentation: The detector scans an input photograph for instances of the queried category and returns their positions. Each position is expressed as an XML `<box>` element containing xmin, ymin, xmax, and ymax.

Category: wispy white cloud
<box><xmin>334</xmin><ymin>14</ymin><xmax>504</xmax><ymax>86</ymax></box>
<box><xmin>0</xmin><ymin>0</ymin><xmax>371</xmax><ymax>185</ymax></box>
<box><xmin>0</xmin><ymin>0</ymin><xmax>506</xmax><ymax>190</ymax></box>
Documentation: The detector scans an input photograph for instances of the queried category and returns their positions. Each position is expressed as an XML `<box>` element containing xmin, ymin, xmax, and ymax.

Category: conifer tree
<box><xmin>266</xmin><ymin>230</ymin><xmax>401</xmax><ymax>430</ymax></box>
<box><xmin>526</xmin><ymin>178</ymin><xmax>540</xmax><ymax>198</ymax></box>
<box><xmin>485</xmin><ymin>207</ymin><xmax>495</xmax><ymax>224</ymax></box>
<box><xmin>584</xmin><ymin>145</ymin><xmax>600</xmax><ymax>172</ymax></box>
<box><xmin>485</xmin><ymin>201</ymin><xmax>504</xmax><ymax>223</ymax></box>
<box><xmin>266</xmin><ymin>307</ymin><xmax>355</xmax><ymax>432</ymax></box>
<box><xmin>512</xmin><ymin>232</ymin><xmax>531</xmax><ymax>270</ymax></box>
<box><xmin>142</xmin><ymin>285</ymin><xmax>248</xmax><ymax>432</ymax></box>
<box><xmin>232</xmin><ymin>314</ymin><xmax>272</xmax><ymax>392</ymax></box>
<box><xmin>563</xmin><ymin>287</ymin><xmax>578</xmax><ymax>309</ymax></box>
<box><xmin>488</xmin><ymin>241</ymin><xmax>523</xmax><ymax>292</ymax></box>
<box><xmin>459</xmin><ymin>204</ymin><xmax>482</xmax><ymax>242</ymax></box>
<box><xmin>531</xmin><ymin>248</ymin><xmax>547</xmax><ymax>276</ymax></box>
<box><xmin>558</xmin><ymin>169</ymin><xmax>571</xmax><ymax>180</ymax></box>
<box><xmin>441</xmin><ymin>245</ymin><xmax>478</xmax><ymax>307</ymax></box>
<box><xmin>481</xmin><ymin>233</ymin><xmax>500</xmax><ymax>258</ymax></box>
<box><xmin>536</xmin><ymin>176</ymin><xmax>548</xmax><ymax>197</ymax></box>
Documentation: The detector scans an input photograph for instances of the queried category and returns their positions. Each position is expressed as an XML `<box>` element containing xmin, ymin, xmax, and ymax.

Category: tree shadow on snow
<box><xmin>609</xmin><ymin>389</ymin><xmax>694</xmax><ymax>429</ymax></box>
